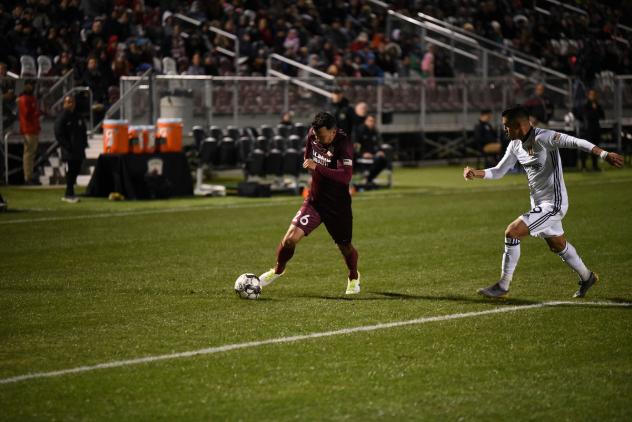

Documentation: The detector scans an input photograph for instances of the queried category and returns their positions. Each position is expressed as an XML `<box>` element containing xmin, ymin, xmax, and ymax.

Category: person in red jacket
<box><xmin>17</xmin><ymin>81</ymin><xmax>41</xmax><ymax>184</ymax></box>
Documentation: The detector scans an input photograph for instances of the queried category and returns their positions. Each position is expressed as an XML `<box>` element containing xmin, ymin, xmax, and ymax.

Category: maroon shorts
<box><xmin>291</xmin><ymin>200</ymin><xmax>353</xmax><ymax>244</ymax></box>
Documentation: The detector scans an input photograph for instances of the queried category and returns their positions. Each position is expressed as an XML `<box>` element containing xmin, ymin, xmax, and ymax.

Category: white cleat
<box><xmin>345</xmin><ymin>272</ymin><xmax>361</xmax><ymax>295</ymax></box>
<box><xmin>259</xmin><ymin>268</ymin><xmax>284</xmax><ymax>287</ymax></box>
<box><xmin>61</xmin><ymin>196</ymin><xmax>80</xmax><ymax>203</ymax></box>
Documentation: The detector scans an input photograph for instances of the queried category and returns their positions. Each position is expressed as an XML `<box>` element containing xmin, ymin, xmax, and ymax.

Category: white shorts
<box><xmin>519</xmin><ymin>203</ymin><xmax>565</xmax><ymax>238</ymax></box>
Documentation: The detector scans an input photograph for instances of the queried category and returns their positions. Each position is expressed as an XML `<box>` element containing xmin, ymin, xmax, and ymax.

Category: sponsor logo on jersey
<box><xmin>523</xmin><ymin>161</ymin><xmax>544</xmax><ymax>171</ymax></box>
<box><xmin>342</xmin><ymin>159</ymin><xmax>352</xmax><ymax>166</ymax></box>
<box><xmin>312</xmin><ymin>151</ymin><xmax>331</xmax><ymax>166</ymax></box>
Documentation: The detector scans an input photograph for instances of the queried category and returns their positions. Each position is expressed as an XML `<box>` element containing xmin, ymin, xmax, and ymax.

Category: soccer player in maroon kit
<box><xmin>259</xmin><ymin>112</ymin><xmax>361</xmax><ymax>294</ymax></box>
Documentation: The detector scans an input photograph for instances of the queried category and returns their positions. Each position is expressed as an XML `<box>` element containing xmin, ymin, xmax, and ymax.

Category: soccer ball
<box><xmin>234</xmin><ymin>273</ymin><xmax>261</xmax><ymax>300</ymax></box>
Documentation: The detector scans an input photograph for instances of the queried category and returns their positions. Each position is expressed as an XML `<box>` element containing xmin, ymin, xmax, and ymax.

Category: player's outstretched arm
<box><xmin>463</xmin><ymin>166</ymin><xmax>485</xmax><ymax>180</ymax></box>
<box><xmin>591</xmin><ymin>146</ymin><xmax>624</xmax><ymax>168</ymax></box>
<box><xmin>548</xmin><ymin>131</ymin><xmax>623</xmax><ymax>168</ymax></box>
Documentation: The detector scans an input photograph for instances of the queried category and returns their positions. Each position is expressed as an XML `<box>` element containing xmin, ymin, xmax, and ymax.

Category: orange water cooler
<box><xmin>103</xmin><ymin>119</ymin><xmax>129</xmax><ymax>154</ymax></box>
<box><xmin>128</xmin><ymin>125</ymin><xmax>144</xmax><ymax>154</ymax></box>
<box><xmin>140</xmin><ymin>125</ymin><xmax>156</xmax><ymax>154</ymax></box>
<box><xmin>156</xmin><ymin>118</ymin><xmax>183</xmax><ymax>152</ymax></box>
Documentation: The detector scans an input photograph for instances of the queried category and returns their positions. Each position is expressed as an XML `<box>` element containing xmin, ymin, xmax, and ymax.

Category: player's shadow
<box><xmin>304</xmin><ymin>290</ymin><xmax>540</xmax><ymax>305</ymax></box>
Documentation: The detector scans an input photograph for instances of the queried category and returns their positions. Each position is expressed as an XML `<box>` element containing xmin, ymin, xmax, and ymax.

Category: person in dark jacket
<box><xmin>329</xmin><ymin>87</ymin><xmax>356</xmax><ymax>138</ymax></box>
<box><xmin>523</xmin><ymin>83</ymin><xmax>554</xmax><ymax>127</ymax></box>
<box><xmin>578</xmin><ymin>89</ymin><xmax>605</xmax><ymax>171</ymax></box>
<box><xmin>473</xmin><ymin>109</ymin><xmax>501</xmax><ymax>166</ymax></box>
<box><xmin>354</xmin><ymin>115</ymin><xmax>387</xmax><ymax>184</ymax></box>
<box><xmin>55</xmin><ymin>95</ymin><xmax>87</xmax><ymax>203</ymax></box>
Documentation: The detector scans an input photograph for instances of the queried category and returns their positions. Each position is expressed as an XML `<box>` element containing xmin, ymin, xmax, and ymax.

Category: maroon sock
<box><xmin>342</xmin><ymin>246</ymin><xmax>359</xmax><ymax>280</ymax></box>
<box><xmin>275</xmin><ymin>241</ymin><xmax>295</xmax><ymax>274</ymax></box>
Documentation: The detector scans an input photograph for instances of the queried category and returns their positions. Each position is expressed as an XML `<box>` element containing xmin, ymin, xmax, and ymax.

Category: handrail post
<box><xmin>615</xmin><ymin>77</ymin><xmax>622</xmax><ymax>152</ymax></box>
<box><xmin>148</xmin><ymin>72</ymin><xmax>155</xmax><ymax>125</ymax></box>
<box><xmin>1</xmin><ymin>97</ymin><xmax>5</xmax><ymax>185</ymax></box>
<box><xmin>377</xmin><ymin>79</ymin><xmax>383</xmax><ymax>129</ymax></box>
<box><xmin>283</xmin><ymin>79</ymin><xmax>289</xmax><ymax>112</ymax></box>
<box><xmin>233</xmin><ymin>79</ymin><xmax>238</xmax><ymax>126</ymax></box>
<box><xmin>420</xmin><ymin>79</ymin><xmax>426</xmax><ymax>131</ymax></box>
<box><xmin>205</xmin><ymin>78</ymin><xmax>213</xmax><ymax>127</ymax></box>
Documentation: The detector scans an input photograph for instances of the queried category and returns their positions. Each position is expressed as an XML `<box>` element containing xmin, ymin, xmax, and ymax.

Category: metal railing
<box><xmin>39</xmin><ymin>69</ymin><xmax>74</xmax><ymax>111</ymax></box>
<box><xmin>92</xmin><ymin>68</ymin><xmax>153</xmax><ymax>134</ymax></box>
<box><xmin>50</xmin><ymin>86</ymin><xmax>94</xmax><ymax>131</ymax></box>
<box><xmin>534</xmin><ymin>0</ymin><xmax>632</xmax><ymax>36</ymax></box>
<box><xmin>266</xmin><ymin>53</ymin><xmax>335</xmax><ymax>102</ymax></box>
<box><xmin>120</xmin><ymin>73</ymin><xmax>631</xmax><ymax>149</ymax></box>
<box><xmin>173</xmin><ymin>13</ymin><xmax>241</xmax><ymax>75</ymax></box>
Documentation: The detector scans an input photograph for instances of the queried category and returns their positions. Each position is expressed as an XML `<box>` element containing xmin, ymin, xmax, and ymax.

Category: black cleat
<box><xmin>573</xmin><ymin>272</ymin><xmax>599</xmax><ymax>298</ymax></box>
<box><xmin>478</xmin><ymin>282</ymin><xmax>509</xmax><ymax>299</ymax></box>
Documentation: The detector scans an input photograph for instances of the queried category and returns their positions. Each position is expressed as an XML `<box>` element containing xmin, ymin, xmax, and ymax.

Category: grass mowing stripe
<box><xmin>1</xmin><ymin>300</ymin><xmax>629</xmax><ymax>386</ymax></box>
<box><xmin>2</xmin><ymin>176</ymin><xmax>631</xmax><ymax>226</ymax></box>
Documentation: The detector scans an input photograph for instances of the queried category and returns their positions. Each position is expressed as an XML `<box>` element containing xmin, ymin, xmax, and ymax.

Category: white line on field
<box><xmin>0</xmin><ymin>300</ymin><xmax>630</xmax><ymax>385</ymax></box>
<box><xmin>2</xmin><ymin>176</ymin><xmax>631</xmax><ymax>226</ymax></box>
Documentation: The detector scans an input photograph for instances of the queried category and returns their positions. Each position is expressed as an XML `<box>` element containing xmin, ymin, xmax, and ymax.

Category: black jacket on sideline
<box><xmin>579</xmin><ymin>101</ymin><xmax>605</xmax><ymax>144</ymax></box>
<box><xmin>355</xmin><ymin>124</ymin><xmax>381</xmax><ymax>154</ymax></box>
<box><xmin>55</xmin><ymin>109</ymin><xmax>88</xmax><ymax>161</ymax></box>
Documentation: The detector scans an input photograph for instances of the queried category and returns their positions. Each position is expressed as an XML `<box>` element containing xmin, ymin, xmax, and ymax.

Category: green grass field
<box><xmin>1</xmin><ymin>165</ymin><xmax>631</xmax><ymax>421</ymax></box>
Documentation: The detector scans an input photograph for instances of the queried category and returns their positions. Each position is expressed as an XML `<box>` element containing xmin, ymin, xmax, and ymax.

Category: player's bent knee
<box><xmin>505</xmin><ymin>220</ymin><xmax>528</xmax><ymax>239</ymax></box>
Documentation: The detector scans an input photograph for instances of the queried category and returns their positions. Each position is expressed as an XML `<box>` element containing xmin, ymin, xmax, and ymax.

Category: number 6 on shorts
<box><xmin>292</xmin><ymin>210</ymin><xmax>310</xmax><ymax>226</ymax></box>
<box><xmin>291</xmin><ymin>203</ymin><xmax>321</xmax><ymax>236</ymax></box>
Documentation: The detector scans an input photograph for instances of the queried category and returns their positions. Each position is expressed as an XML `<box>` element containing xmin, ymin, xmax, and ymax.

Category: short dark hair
<box><xmin>480</xmin><ymin>109</ymin><xmax>492</xmax><ymax>115</ymax></box>
<box><xmin>502</xmin><ymin>105</ymin><xmax>530</xmax><ymax>123</ymax></box>
<box><xmin>311</xmin><ymin>112</ymin><xmax>337</xmax><ymax>130</ymax></box>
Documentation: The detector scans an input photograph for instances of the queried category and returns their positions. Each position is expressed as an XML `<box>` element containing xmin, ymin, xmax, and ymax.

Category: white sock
<box><xmin>499</xmin><ymin>237</ymin><xmax>521</xmax><ymax>290</ymax></box>
<box><xmin>558</xmin><ymin>242</ymin><xmax>591</xmax><ymax>281</ymax></box>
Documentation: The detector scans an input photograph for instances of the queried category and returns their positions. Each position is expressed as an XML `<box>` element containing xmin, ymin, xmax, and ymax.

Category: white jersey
<box><xmin>484</xmin><ymin>127</ymin><xmax>595</xmax><ymax>211</ymax></box>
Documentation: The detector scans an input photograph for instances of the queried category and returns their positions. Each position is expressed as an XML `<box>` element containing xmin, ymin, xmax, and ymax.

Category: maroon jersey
<box><xmin>305</xmin><ymin>127</ymin><xmax>354</xmax><ymax>207</ymax></box>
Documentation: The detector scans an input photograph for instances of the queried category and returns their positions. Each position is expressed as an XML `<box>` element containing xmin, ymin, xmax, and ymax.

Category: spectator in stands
<box><xmin>53</xmin><ymin>52</ymin><xmax>74</xmax><ymax>77</ymax></box>
<box><xmin>353</xmin><ymin>101</ymin><xmax>368</xmax><ymax>137</ymax></box>
<box><xmin>578</xmin><ymin>89</ymin><xmax>605</xmax><ymax>171</ymax></box>
<box><xmin>279</xmin><ymin>111</ymin><xmax>294</xmax><ymax>128</ymax></box>
<box><xmin>283</xmin><ymin>28</ymin><xmax>301</xmax><ymax>55</ymax></box>
<box><xmin>81</xmin><ymin>56</ymin><xmax>109</xmax><ymax>124</ymax></box>
<box><xmin>355</xmin><ymin>115</ymin><xmax>387</xmax><ymax>184</ymax></box>
<box><xmin>421</xmin><ymin>44</ymin><xmax>436</xmax><ymax>88</ymax></box>
<box><xmin>17</xmin><ymin>81</ymin><xmax>41</xmax><ymax>184</ymax></box>
<box><xmin>473</xmin><ymin>109</ymin><xmax>501</xmax><ymax>167</ymax></box>
<box><xmin>185</xmin><ymin>52</ymin><xmax>205</xmax><ymax>75</ymax></box>
<box><xmin>524</xmin><ymin>83</ymin><xmax>555</xmax><ymax>127</ymax></box>
<box><xmin>55</xmin><ymin>95</ymin><xmax>87</xmax><ymax>203</ymax></box>
<box><xmin>329</xmin><ymin>87</ymin><xmax>356</xmax><ymax>137</ymax></box>
<box><xmin>1</xmin><ymin>62</ymin><xmax>16</xmax><ymax>130</ymax></box>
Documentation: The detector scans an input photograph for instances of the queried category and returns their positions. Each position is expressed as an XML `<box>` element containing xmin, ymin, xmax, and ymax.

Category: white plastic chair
<box><xmin>20</xmin><ymin>55</ymin><xmax>37</xmax><ymax>78</ymax></box>
<box><xmin>162</xmin><ymin>57</ymin><xmax>177</xmax><ymax>75</ymax></box>
<box><xmin>37</xmin><ymin>56</ymin><xmax>53</xmax><ymax>77</ymax></box>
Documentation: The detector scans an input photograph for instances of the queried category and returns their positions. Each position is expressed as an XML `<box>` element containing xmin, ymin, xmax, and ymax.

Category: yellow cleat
<box><xmin>345</xmin><ymin>272</ymin><xmax>361</xmax><ymax>295</ymax></box>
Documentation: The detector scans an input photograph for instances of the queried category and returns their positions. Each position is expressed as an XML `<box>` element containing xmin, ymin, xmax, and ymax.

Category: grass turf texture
<box><xmin>1</xmin><ymin>165</ymin><xmax>631</xmax><ymax>420</ymax></box>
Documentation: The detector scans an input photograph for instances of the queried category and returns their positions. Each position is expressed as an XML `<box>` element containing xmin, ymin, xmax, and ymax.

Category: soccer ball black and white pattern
<box><xmin>234</xmin><ymin>273</ymin><xmax>261</xmax><ymax>300</ymax></box>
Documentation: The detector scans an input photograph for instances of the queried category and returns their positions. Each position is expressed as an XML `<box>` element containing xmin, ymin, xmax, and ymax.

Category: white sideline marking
<box><xmin>0</xmin><ymin>201</ymin><xmax>297</xmax><ymax>225</ymax></box>
<box><xmin>3</xmin><ymin>176</ymin><xmax>631</xmax><ymax>226</ymax></box>
<box><xmin>0</xmin><ymin>300</ymin><xmax>629</xmax><ymax>385</ymax></box>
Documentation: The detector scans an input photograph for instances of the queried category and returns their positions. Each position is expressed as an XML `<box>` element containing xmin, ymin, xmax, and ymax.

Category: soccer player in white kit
<box><xmin>463</xmin><ymin>105</ymin><xmax>623</xmax><ymax>298</ymax></box>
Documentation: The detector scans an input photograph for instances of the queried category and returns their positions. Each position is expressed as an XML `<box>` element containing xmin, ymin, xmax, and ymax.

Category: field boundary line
<box><xmin>1</xmin><ymin>300</ymin><xmax>629</xmax><ymax>386</ymax></box>
<box><xmin>2</xmin><ymin>176</ymin><xmax>631</xmax><ymax>225</ymax></box>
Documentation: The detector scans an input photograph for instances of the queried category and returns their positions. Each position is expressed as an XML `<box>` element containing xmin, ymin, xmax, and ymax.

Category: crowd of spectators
<box><xmin>0</xmin><ymin>0</ymin><xmax>630</xmax><ymax>115</ymax></box>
